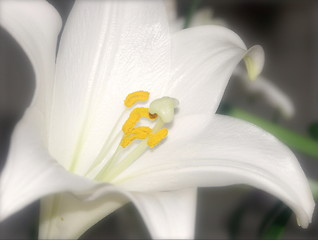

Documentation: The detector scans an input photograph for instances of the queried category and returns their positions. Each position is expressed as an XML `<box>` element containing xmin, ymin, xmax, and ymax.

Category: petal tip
<box><xmin>296</xmin><ymin>193</ymin><xmax>315</xmax><ymax>229</ymax></box>
<box><xmin>244</xmin><ymin>45</ymin><xmax>265</xmax><ymax>81</ymax></box>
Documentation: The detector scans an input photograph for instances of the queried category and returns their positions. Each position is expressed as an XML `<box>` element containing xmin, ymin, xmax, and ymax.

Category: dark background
<box><xmin>1</xmin><ymin>0</ymin><xmax>317</xmax><ymax>239</ymax></box>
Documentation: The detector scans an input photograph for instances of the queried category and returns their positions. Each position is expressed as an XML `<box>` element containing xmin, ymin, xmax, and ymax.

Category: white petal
<box><xmin>115</xmin><ymin>114</ymin><xmax>314</xmax><ymax>228</ymax></box>
<box><xmin>1</xmin><ymin>112</ymin><xmax>127</xmax><ymax>237</ymax></box>
<box><xmin>234</xmin><ymin>67</ymin><xmax>295</xmax><ymax>118</ymax></box>
<box><xmin>39</xmin><ymin>187</ymin><xmax>196</xmax><ymax>239</ymax></box>
<box><xmin>0</xmin><ymin>111</ymin><xmax>97</xmax><ymax>221</ymax></box>
<box><xmin>131</xmin><ymin>188</ymin><xmax>197</xmax><ymax>239</ymax></box>
<box><xmin>39</xmin><ymin>192</ymin><xmax>127</xmax><ymax>239</ymax></box>
<box><xmin>0</xmin><ymin>0</ymin><xmax>61</xmax><ymax>129</ymax></box>
<box><xmin>49</xmin><ymin>0</ymin><xmax>171</xmax><ymax>174</ymax></box>
<box><xmin>166</xmin><ymin>25</ymin><xmax>264</xmax><ymax>116</ymax></box>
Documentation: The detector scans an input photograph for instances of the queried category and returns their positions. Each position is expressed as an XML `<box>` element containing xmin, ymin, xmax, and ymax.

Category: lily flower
<box><xmin>0</xmin><ymin>0</ymin><xmax>314</xmax><ymax>239</ymax></box>
<box><xmin>166</xmin><ymin>1</ymin><xmax>295</xmax><ymax>118</ymax></box>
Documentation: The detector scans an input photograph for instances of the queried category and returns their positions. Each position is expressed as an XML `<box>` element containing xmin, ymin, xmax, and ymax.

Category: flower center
<box><xmin>87</xmin><ymin>91</ymin><xmax>178</xmax><ymax>182</ymax></box>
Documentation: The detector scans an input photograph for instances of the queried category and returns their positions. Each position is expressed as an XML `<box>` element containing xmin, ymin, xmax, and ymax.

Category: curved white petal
<box><xmin>39</xmin><ymin>192</ymin><xmax>127</xmax><ymax>239</ymax></box>
<box><xmin>115</xmin><ymin>114</ymin><xmax>314</xmax><ymax>228</ymax></box>
<box><xmin>0</xmin><ymin>0</ymin><xmax>61</xmax><ymax>130</ymax></box>
<box><xmin>165</xmin><ymin>25</ymin><xmax>264</xmax><ymax>116</ymax></box>
<box><xmin>39</xmin><ymin>187</ymin><xmax>196</xmax><ymax>239</ymax></box>
<box><xmin>49</xmin><ymin>0</ymin><xmax>171</xmax><ymax>174</ymax></box>
<box><xmin>131</xmin><ymin>188</ymin><xmax>197</xmax><ymax>239</ymax></box>
<box><xmin>0</xmin><ymin>111</ymin><xmax>97</xmax><ymax>221</ymax></box>
<box><xmin>234</xmin><ymin>67</ymin><xmax>295</xmax><ymax>118</ymax></box>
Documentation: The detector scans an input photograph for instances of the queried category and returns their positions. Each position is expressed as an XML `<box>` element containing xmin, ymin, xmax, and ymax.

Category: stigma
<box><xmin>149</xmin><ymin>97</ymin><xmax>179</xmax><ymax>123</ymax></box>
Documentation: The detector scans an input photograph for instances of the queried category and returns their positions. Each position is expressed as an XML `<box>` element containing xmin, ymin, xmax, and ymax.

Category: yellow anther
<box><xmin>122</xmin><ymin>107</ymin><xmax>157</xmax><ymax>134</ymax></box>
<box><xmin>121</xmin><ymin>127</ymin><xmax>152</xmax><ymax>148</ymax></box>
<box><xmin>147</xmin><ymin>128</ymin><xmax>168</xmax><ymax>148</ymax></box>
<box><xmin>120</xmin><ymin>94</ymin><xmax>174</xmax><ymax>149</ymax></box>
<box><xmin>124</xmin><ymin>91</ymin><xmax>150</xmax><ymax>108</ymax></box>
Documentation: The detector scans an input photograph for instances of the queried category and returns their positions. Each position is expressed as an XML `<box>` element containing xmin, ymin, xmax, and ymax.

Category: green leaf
<box><xmin>309</xmin><ymin>179</ymin><xmax>318</xmax><ymax>199</ymax></box>
<box><xmin>228</xmin><ymin>202</ymin><xmax>249</xmax><ymax>240</ymax></box>
<box><xmin>221</xmin><ymin>105</ymin><xmax>318</xmax><ymax>159</ymax></box>
<box><xmin>260</xmin><ymin>206</ymin><xmax>292</xmax><ymax>240</ymax></box>
<box><xmin>258</xmin><ymin>201</ymin><xmax>284</xmax><ymax>236</ymax></box>
<box><xmin>227</xmin><ymin>191</ymin><xmax>256</xmax><ymax>240</ymax></box>
<box><xmin>308</xmin><ymin>121</ymin><xmax>318</xmax><ymax>141</ymax></box>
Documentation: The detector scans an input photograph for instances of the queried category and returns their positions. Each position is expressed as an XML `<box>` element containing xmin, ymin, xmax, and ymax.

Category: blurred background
<box><xmin>1</xmin><ymin>0</ymin><xmax>318</xmax><ymax>239</ymax></box>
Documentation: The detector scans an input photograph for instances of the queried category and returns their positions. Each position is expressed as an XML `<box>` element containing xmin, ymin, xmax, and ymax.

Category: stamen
<box><xmin>124</xmin><ymin>91</ymin><xmax>150</xmax><ymax>108</ymax></box>
<box><xmin>93</xmin><ymin>92</ymin><xmax>179</xmax><ymax>182</ymax></box>
<box><xmin>120</xmin><ymin>126</ymin><xmax>152</xmax><ymax>147</ymax></box>
<box><xmin>102</xmin><ymin>141</ymin><xmax>148</xmax><ymax>182</ymax></box>
<box><xmin>147</xmin><ymin>128</ymin><xmax>168</xmax><ymax>148</ymax></box>
<box><xmin>94</xmin><ymin>146</ymin><xmax>124</xmax><ymax>181</ymax></box>
<box><xmin>121</xmin><ymin>107</ymin><xmax>157</xmax><ymax>148</ymax></box>
<box><xmin>122</xmin><ymin>107</ymin><xmax>157</xmax><ymax>134</ymax></box>
<box><xmin>84</xmin><ymin>110</ymin><xmax>128</xmax><ymax>176</ymax></box>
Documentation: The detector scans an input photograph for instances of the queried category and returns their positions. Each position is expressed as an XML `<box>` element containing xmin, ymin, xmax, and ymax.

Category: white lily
<box><xmin>166</xmin><ymin>1</ymin><xmax>295</xmax><ymax>118</ymax></box>
<box><xmin>0</xmin><ymin>0</ymin><xmax>314</xmax><ymax>239</ymax></box>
